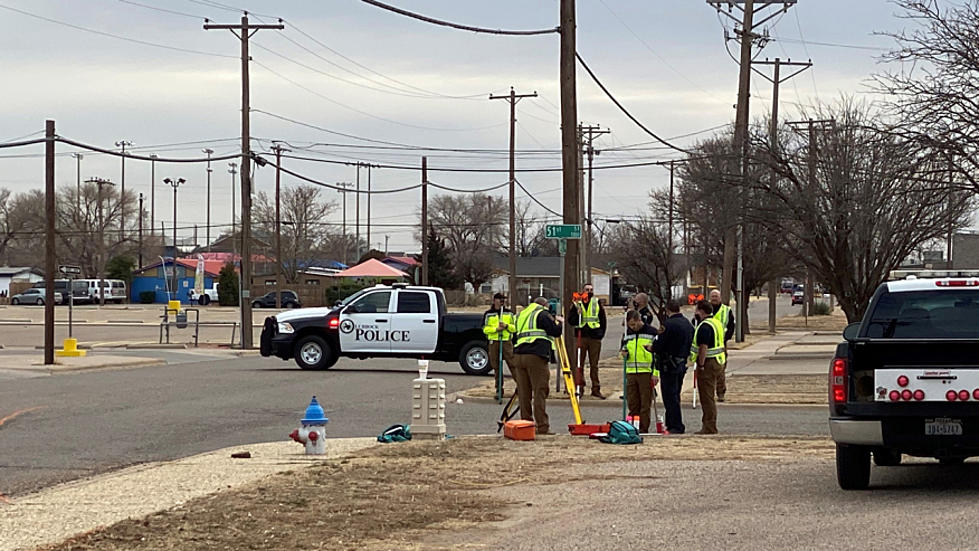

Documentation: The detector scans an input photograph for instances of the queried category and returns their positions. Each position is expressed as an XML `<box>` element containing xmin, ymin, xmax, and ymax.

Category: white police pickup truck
<box><xmin>830</xmin><ymin>270</ymin><xmax>979</xmax><ymax>489</ymax></box>
<box><xmin>259</xmin><ymin>284</ymin><xmax>490</xmax><ymax>374</ymax></box>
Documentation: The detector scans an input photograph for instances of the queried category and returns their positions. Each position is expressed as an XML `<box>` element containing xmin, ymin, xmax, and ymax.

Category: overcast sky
<box><xmin>0</xmin><ymin>0</ymin><xmax>909</xmax><ymax>253</ymax></box>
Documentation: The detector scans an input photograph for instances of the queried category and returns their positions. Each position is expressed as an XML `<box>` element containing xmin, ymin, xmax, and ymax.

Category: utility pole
<box><xmin>44</xmin><ymin>120</ymin><xmax>55</xmax><ymax>365</ymax></box>
<box><xmin>947</xmin><ymin>157</ymin><xmax>955</xmax><ymax>268</ymax></box>
<box><xmin>578</xmin><ymin>123</ymin><xmax>610</xmax><ymax>275</ymax></box>
<box><xmin>204</xmin><ymin>14</ymin><xmax>284</xmax><ymax>349</ymax></box>
<box><xmin>421</xmin><ymin>157</ymin><xmax>429</xmax><ymax>286</ymax></box>
<box><xmin>490</xmin><ymin>86</ymin><xmax>538</xmax><ymax>299</ymax></box>
<box><xmin>355</xmin><ymin>164</ymin><xmax>363</xmax><ymax>262</ymax></box>
<box><xmin>138</xmin><ymin>193</ymin><xmax>144</xmax><ymax>269</ymax></box>
<box><xmin>754</xmin><ymin>57</ymin><xmax>811</xmax><ymax>334</ymax></box>
<box><xmin>203</xmin><ymin>148</ymin><xmax>214</xmax><ymax>251</ymax></box>
<box><xmin>149</xmin><ymin>154</ymin><xmax>157</xmax><ymax>235</ymax></box>
<box><xmin>71</xmin><ymin>152</ymin><xmax>83</xmax><ymax>210</ymax></box>
<box><xmin>272</xmin><ymin>143</ymin><xmax>289</xmax><ymax>308</ymax></box>
<box><xmin>228</xmin><ymin>162</ymin><xmax>238</xmax><ymax>258</ymax></box>
<box><xmin>787</xmin><ymin>117</ymin><xmax>834</xmax><ymax>317</ymax></box>
<box><xmin>708</xmin><ymin>0</ymin><xmax>797</xmax><ymax>342</ymax></box>
<box><xmin>164</xmin><ymin>178</ymin><xmax>186</xmax><ymax>261</ymax></box>
<box><xmin>88</xmin><ymin>177</ymin><xmax>115</xmax><ymax>307</ymax></box>
<box><xmin>560</xmin><ymin>0</ymin><xmax>580</xmax><ymax>372</ymax></box>
<box><xmin>116</xmin><ymin>140</ymin><xmax>132</xmax><ymax>239</ymax></box>
<box><xmin>384</xmin><ymin>235</ymin><xmax>390</xmax><ymax>256</ymax></box>
<box><xmin>336</xmin><ymin>182</ymin><xmax>353</xmax><ymax>265</ymax></box>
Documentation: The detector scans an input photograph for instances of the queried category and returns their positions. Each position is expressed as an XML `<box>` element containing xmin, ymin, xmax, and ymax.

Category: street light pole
<box><xmin>116</xmin><ymin>140</ymin><xmax>132</xmax><ymax>239</ymax></box>
<box><xmin>149</xmin><ymin>154</ymin><xmax>157</xmax><ymax>236</ymax></box>
<box><xmin>164</xmin><ymin>178</ymin><xmax>186</xmax><ymax>266</ymax></box>
<box><xmin>203</xmin><ymin>149</ymin><xmax>213</xmax><ymax>251</ymax></box>
<box><xmin>228</xmin><ymin>162</ymin><xmax>238</xmax><ymax>257</ymax></box>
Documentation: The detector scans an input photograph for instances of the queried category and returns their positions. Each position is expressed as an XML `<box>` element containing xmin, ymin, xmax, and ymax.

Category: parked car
<box><xmin>260</xmin><ymin>284</ymin><xmax>489</xmax><ymax>374</ymax></box>
<box><xmin>791</xmin><ymin>289</ymin><xmax>805</xmax><ymax>305</ymax></box>
<box><xmin>78</xmin><ymin>279</ymin><xmax>128</xmax><ymax>304</ymax></box>
<box><xmin>11</xmin><ymin>288</ymin><xmax>62</xmax><ymax>305</ymax></box>
<box><xmin>616</xmin><ymin>284</ymin><xmax>638</xmax><ymax>306</ymax></box>
<box><xmin>251</xmin><ymin>290</ymin><xmax>301</xmax><ymax>309</ymax></box>
<box><xmin>34</xmin><ymin>279</ymin><xmax>88</xmax><ymax>304</ymax></box>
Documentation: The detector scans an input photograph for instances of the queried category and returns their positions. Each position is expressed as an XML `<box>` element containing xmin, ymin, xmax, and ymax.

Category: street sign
<box><xmin>545</xmin><ymin>224</ymin><xmax>581</xmax><ymax>239</ymax></box>
<box><xmin>58</xmin><ymin>265</ymin><xmax>81</xmax><ymax>275</ymax></box>
<box><xmin>558</xmin><ymin>239</ymin><xmax>567</xmax><ymax>256</ymax></box>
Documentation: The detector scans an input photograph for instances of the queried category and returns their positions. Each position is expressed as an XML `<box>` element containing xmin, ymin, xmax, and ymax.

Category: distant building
<box><xmin>486</xmin><ymin>256</ymin><xmax>611</xmax><ymax>306</ymax></box>
<box><xmin>0</xmin><ymin>266</ymin><xmax>42</xmax><ymax>296</ymax></box>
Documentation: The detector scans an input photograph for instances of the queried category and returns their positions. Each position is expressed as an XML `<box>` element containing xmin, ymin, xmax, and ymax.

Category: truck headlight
<box><xmin>277</xmin><ymin>322</ymin><xmax>295</xmax><ymax>334</ymax></box>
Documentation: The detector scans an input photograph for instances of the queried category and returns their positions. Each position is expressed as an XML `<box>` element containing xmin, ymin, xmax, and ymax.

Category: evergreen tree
<box><xmin>426</xmin><ymin>224</ymin><xmax>462</xmax><ymax>289</ymax></box>
<box><xmin>218</xmin><ymin>262</ymin><xmax>239</xmax><ymax>306</ymax></box>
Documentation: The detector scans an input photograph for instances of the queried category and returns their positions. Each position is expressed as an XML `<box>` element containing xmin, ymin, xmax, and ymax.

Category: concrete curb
<box><xmin>125</xmin><ymin>343</ymin><xmax>187</xmax><ymax>350</ymax></box>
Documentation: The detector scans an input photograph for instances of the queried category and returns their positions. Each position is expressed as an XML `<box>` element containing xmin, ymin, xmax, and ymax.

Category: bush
<box><xmin>218</xmin><ymin>263</ymin><xmax>239</xmax><ymax>306</ymax></box>
<box><xmin>811</xmin><ymin>301</ymin><xmax>832</xmax><ymax>316</ymax></box>
<box><xmin>138</xmin><ymin>290</ymin><xmax>156</xmax><ymax>304</ymax></box>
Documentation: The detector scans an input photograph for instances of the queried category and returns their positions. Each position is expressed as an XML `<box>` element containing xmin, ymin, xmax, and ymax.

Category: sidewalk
<box><xmin>0</xmin><ymin>438</ymin><xmax>376</xmax><ymax>551</ymax></box>
<box><xmin>0</xmin><ymin>353</ymin><xmax>164</xmax><ymax>375</ymax></box>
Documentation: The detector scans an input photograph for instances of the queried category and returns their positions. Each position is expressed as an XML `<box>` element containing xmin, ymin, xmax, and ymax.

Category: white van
<box><xmin>80</xmin><ymin>279</ymin><xmax>128</xmax><ymax>304</ymax></box>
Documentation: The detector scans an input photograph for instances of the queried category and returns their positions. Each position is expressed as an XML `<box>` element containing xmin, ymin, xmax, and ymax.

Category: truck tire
<box><xmin>836</xmin><ymin>444</ymin><xmax>871</xmax><ymax>490</ymax></box>
<box><xmin>199</xmin><ymin>295</ymin><xmax>210</xmax><ymax>306</ymax></box>
<box><xmin>294</xmin><ymin>334</ymin><xmax>337</xmax><ymax>370</ymax></box>
<box><xmin>873</xmin><ymin>449</ymin><xmax>901</xmax><ymax>467</ymax></box>
<box><xmin>939</xmin><ymin>457</ymin><xmax>965</xmax><ymax>466</ymax></box>
<box><xmin>459</xmin><ymin>340</ymin><xmax>491</xmax><ymax>375</ymax></box>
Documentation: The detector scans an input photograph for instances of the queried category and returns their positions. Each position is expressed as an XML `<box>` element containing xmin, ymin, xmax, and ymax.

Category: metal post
<box><xmin>355</xmin><ymin>163</ymin><xmax>361</xmax><ymax>262</ymax></box>
<box><xmin>204</xmin><ymin>148</ymin><xmax>213</xmax><ymax>251</ymax></box>
<box><xmin>116</xmin><ymin>140</ymin><xmax>131</xmax><ymax>238</ymax></box>
<box><xmin>72</xmin><ymin>152</ymin><xmax>82</xmax><ymax>210</ymax></box>
<box><xmin>138</xmin><ymin>193</ymin><xmax>144</xmax><ymax>269</ymax></box>
<box><xmin>150</xmin><ymin>154</ymin><xmax>157</xmax><ymax>235</ymax></box>
<box><xmin>44</xmin><ymin>120</ymin><xmax>55</xmax><ymax>365</ymax></box>
<box><xmin>421</xmin><ymin>157</ymin><xmax>428</xmax><ymax>286</ymax></box>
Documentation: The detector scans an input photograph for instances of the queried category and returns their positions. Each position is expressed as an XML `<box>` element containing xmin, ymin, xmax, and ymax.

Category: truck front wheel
<box><xmin>459</xmin><ymin>340</ymin><xmax>491</xmax><ymax>375</ymax></box>
<box><xmin>199</xmin><ymin>294</ymin><xmax>210</xmax><ymax>306</ymax></box>
<box><xmin>836</xmin><ymin>444</ymin><xmax>871</xmax><ymax>490</ymax></box>
<box><xmin>294</xmin><ymin>335</ymin><xmax>337</xmax><ymax>370</ymax></box>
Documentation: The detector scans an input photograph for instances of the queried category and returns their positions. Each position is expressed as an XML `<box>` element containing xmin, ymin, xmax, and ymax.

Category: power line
<box><xmin>0</xmin><ymin>2</ymin><xmax>235</xmax><ymax>59</ymax></box>
<box><xmin>252</xmin><ymin>61</ymin><xmax>505</xmax><ymax>132</ymax></box>
<box><xmin>116</xmin><ymin>0</ymin><xmax>205</xmax><ymax>19</ymax></box>
<box><xmin>56</xmin><ymin>137</ymin><xmax>239</xmax><ymax>163</ymax></box>
<box><xmin>358</xmin><ymin>0</ymin><xmax>559</xmax><ymax>36</ymax></box>
<box><xmin>575</xmin><ymin>52</ymin><xmax>693</xmax><ymax>155</ymax></box>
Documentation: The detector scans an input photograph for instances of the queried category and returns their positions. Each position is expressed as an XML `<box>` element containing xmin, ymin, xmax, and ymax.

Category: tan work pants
<box><xmin>512</xmin><ymin>353</ymin><xmax>550</xmax><ymax>434</ymax></box>
<box><xmin>696</xmin><ymin>358</ymin><xmax>723</xmax><ymax>434</ymax></box>
<box><xmin>488</xmin><ymin>340</ymin><xmax>514</xmax><ymax>375</ymax></box>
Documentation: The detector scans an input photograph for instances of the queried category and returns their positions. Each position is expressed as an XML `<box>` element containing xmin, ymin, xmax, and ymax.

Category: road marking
<box><xmin>0</xmin><ymin>406</ymin><xmax>46</xmax><ymax>429</ymax></box>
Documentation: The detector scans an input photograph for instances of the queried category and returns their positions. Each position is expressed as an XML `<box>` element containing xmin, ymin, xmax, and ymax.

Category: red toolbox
<box><xmin>504</xmin><ymin>420</ymin><xmax>536</xmax><ymax>441</ymax></box>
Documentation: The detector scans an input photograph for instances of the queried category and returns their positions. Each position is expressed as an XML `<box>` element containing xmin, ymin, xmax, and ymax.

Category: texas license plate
<box><xmin>925</xmin><ymin>418</ymin><xmax>963</xmax><ymax>436</ymax></box>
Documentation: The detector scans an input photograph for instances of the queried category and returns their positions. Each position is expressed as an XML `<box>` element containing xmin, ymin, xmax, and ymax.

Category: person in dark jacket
<box><xmin>568</xmin><ymin>283</ymin><xmax>608</xmax><ymax>399</ymax></box>
<box><xmin>709</xmin><ymin>289</ymin><xmax>735</xmax><ymax>402</ymax></box>
<box><xmin>512</xmin><ymin>297</ymin><xmax>564</xmax><ymax>434</ymax></box>
<box><xmin>655</xmin><ymin>300</ymin><xmax>695</xmax><ymax>434</ymax></box>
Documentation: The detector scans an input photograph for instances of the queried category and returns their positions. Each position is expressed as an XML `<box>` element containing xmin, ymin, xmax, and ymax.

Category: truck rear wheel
<box><xmin>459</xmin><ymin>340</ymin><xmax>491</xmax><ymax>375</ymax></box>
<box><xmin>199</xmin><ymin>295</ymin><xmax>210</xmax><ymax>306</ymax></box>
<box><xmin>294</xmin><ymin>335</ymin><xmax>337</xmax><ymax>370</ymax></box>
<box><xmin>836</xmin><ymin>444</ymin><xmax>871</xmax><ymax>490</ymax></box>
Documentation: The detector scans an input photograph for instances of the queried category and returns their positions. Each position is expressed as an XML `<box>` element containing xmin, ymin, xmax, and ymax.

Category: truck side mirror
<box><xmin>843</xmin><ymin>322</ymin><xmax>860</xmax><ymax>341</ymax></box>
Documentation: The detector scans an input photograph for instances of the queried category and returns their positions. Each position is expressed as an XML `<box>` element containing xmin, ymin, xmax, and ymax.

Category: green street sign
<box><xmin>545</xmin><ymin>224</ymin><xmax>582</xmax><ymax>239</ymax></box>
<box><xmin>558</xmin><ymin>239</ymin><xmax>567</xmax><ymax>256</ymax></box>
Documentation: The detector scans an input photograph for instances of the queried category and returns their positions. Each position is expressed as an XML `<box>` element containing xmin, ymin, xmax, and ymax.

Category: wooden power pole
<box><xmin>272</xmin><ymin>142</ymin><xmax>289</xmax><ymax>309</ymax></box>
<box><xmin>44</xmin><ymin>120</ymin><xmax>55</xmax><ymax>365</ymax></box>
<box><xmin>205</xmin><ymin>14</ymin><xmax>283</xmax><ymax>349</ymax></box>
<box><xmin>578</xmin><ymin>123</ymin><xmax>610</xmax><ymax>275</ymax></box>
<box><xmin>489</xmin><ymin>86</ymin><xmax>537</xmax><ymax>301</ymax></box>
<box><xmin>560</xmin><ymin>0</ymin><xmax>580</xmax><ymax>368</ymax></box>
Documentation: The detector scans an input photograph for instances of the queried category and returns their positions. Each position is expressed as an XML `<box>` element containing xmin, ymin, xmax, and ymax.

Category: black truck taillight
<box><xmin>831</xmin><ymin>357</ymin><xmax>847</xmax><ymax>403</ymax></box>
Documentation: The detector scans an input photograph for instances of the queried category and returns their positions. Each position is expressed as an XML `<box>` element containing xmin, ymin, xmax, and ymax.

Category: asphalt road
<box><xmin>0</xmin><ymin>350</ymin><xmax>825</xmax><ymax>498</ymax></box>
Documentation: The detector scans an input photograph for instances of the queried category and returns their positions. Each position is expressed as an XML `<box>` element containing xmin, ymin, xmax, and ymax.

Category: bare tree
<box><xmin>608</xmin><ymin>212</ymin><xmax>683</xmax><ymax>323</ymax></box>
<box><xmin>254</xmin><ymin>184</ymin><xmax>336</xmax><ymax>282</ymax></box>
<box><xmin>873</xmin><ymin>0</ymin><xmax>979</xmax><ymax>190</ymax></box>
<box><xmin>752</xmin><ymin>100</ymin><xmax>974</xmax><ymax>321</ymax></box>
<box><xmin>426</xmin><ymin>193</ymin><xmax>506</xmax><ymax>289</ymax></box>
<box><xmin>0</xmin><ymin>188</ymin><xmax>37</xmax><ymax>265</ymax></box>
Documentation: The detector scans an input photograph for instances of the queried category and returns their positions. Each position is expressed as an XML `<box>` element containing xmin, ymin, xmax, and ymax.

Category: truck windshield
<box><xmin>866</xmin><ymin>290</ymin><xmax>979</xmax><ymax>338</ymax></box>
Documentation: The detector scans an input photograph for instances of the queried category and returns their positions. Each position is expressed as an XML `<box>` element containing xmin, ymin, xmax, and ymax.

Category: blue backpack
<box><xmin>599</xmin><ymin>420</ymin><xmax>643</xmax><ymax>445</ymax></box>
<box><xmin>377</xmin><ymin>424</ymin><xmax>412</xmax><ymax>443</ymax></box>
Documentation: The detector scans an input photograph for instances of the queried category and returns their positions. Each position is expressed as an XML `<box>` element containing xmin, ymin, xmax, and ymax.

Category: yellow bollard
<box><xmin>167</xmin><ymin>300</ymin><xmax>181</xmax><ymax>313</ymax></box>
<box><xmin>55</xmin><ymin>337</ymin><xmax>86</xmax><ymax>357</ymax></box>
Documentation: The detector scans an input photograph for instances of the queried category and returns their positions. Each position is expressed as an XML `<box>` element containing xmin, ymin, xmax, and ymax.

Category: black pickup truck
<box><xmin>830</xmin><ymin>272</ymin><xmax>979</xmax><ymax>489</ymax></box>
<box><xmin>259</xmin><ymin>284</ymin><xmax>490</xmax><ymax>374</ymax></box>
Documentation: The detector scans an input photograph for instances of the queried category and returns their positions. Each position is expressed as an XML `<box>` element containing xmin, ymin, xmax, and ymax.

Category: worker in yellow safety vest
<box><xmin>512</xmin><ymin>297</ymin><xmax>564</xmax><ymax>434</ymax></box>
<box><xmin>689</xmin><ymin>300</ymin><xmax>727</xmax><ymax>434</ymax></box>
<box><xmin>569</xmin><ymin>282</ymin><xmax>607</xmax><ymax>399</ymax></box>
<box><xmin>482</xmin><ymin>292</ymin><xmax>515</xmax><ymax>376</ymax></box>
<box><xmin>620</xmin><ymin>310</ymin><xmax>660</xmax><ymax>433</ymax></box>
<box><xmin>709</xmin><ymin>289</ymin><xmax>735</xmax><ymax>402</ymax></box>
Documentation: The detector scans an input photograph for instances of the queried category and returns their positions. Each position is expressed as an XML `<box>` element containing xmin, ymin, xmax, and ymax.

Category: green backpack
<box><xmin>599</xmin><ymin>420</ymin><xmax>643</xmax><ymax>445</ymax></box>
<box><xmin>377</xmin><ymin>424</ymin><xmax>412</xmax><ymax>443</ymax></box>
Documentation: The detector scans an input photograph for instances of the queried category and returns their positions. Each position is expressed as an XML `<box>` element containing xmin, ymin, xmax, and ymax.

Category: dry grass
<box><xmin>43</xmin><ymin>436</ymin><xmax>833</xmax><ymax>551</ymax></box>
